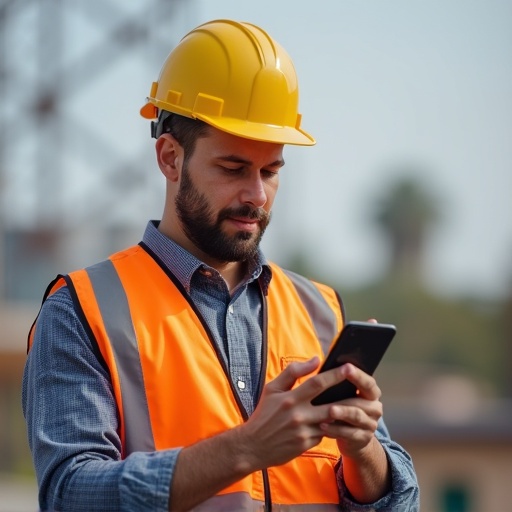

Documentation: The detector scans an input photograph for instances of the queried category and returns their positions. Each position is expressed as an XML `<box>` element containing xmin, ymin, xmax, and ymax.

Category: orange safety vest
<box><xmin>29</xmin><ymin>243</ymin><xmax>345</xmax><ymax>511</ymax></box>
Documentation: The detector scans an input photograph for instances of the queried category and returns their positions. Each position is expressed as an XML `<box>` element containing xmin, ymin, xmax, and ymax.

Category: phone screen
<box><xmin>311</xmin><ymin>321</ymin><xmax>396</xmax><ymax>405</ymax></box>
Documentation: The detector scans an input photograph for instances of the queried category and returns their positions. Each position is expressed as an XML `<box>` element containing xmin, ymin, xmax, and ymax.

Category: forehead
<box><xmin>195</xmin><ymin>126</ymin><xmax>285</xmax><ymax>165</ymax></box>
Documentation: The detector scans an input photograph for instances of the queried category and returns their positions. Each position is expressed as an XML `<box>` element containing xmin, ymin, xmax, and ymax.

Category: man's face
<box><xmin>174</xmin><ymin>128</ymin><xmax>284</xmax><ymax>264</ymax></box>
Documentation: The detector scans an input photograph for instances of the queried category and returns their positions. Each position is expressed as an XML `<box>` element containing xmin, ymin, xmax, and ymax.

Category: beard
<box><xmin>175</xmin><ymin>165</ymin><xmax>271</xmax><ymax>263</ymax></box>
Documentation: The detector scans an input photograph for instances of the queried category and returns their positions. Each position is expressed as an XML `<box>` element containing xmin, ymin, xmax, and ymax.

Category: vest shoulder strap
<box><xmin>278</xmin><ymin>267</ymin><xmax>344</xmax><ymax>356</ymax></box>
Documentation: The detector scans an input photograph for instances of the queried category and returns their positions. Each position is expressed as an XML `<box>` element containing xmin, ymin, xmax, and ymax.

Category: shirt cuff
<box><xmin>336</xmin><ymin>439</ymin><xmax>419</xmax><ymax>511</ymax></box>
<box><xmin>120</xmin><ymin>448</ymin><xmax>181</xmax><ymax>512</ymax></box>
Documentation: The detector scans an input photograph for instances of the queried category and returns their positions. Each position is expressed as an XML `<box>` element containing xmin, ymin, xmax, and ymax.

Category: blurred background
<box><xmin>1</xmin><ymin>0</ymin><xmax>511</xmax><ymax>510</ymax></box>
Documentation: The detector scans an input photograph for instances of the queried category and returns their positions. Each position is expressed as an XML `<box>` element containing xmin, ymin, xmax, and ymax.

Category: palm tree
<box><xmin>372</xmin><ymin>174</ymin><xmax>440</xmax><ymax>284</ymax></box>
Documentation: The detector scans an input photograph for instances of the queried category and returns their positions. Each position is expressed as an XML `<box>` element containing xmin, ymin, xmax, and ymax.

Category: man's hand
<box><xmin>240</xmin><ymin>356</ymin><xmax>357</xmax><ymax>470</ymax></box>
<box><xmin>315</xmin><ymin>363</ymin><xmax>391</xmax><ymax>504</ymax></box>
<box><xmin>170</xmin><ymin>355</ymin><xmax>390</xmax><ymax>510</ymax></box>
<box><xmin>318</xmin><ymin>363</ymin><xmax>383</xmax><ymax>458</ymax></box>
<box><xmin>169</xmin><ymin>356</ymin><xmax>352</xmax><ymax>510</ymax></box>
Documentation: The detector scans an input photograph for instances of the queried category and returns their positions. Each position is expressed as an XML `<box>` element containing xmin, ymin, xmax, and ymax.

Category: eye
<box><xmin>220</xmin><ymin>165</ymin><xmax>244</xmax><ymax>174</ymax></box>
<box><xmin>261</xmin><ymin>169</ymin><xmax>279</xmax><ymax>179</ymax></box>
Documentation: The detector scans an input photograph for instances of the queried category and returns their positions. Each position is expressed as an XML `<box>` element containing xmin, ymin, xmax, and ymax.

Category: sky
<box><xmin>2</xmin><ymin>0</ymin><xmax>512</xmax><ymax>300</ymax></box>
<box><xmin>194</xmin><ymin>0</ymin><xmax>512</xmax><ymax>299</ymax></box>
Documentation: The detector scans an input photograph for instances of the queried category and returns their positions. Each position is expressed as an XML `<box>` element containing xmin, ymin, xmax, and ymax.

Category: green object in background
<box><xmin>442</xmin><ymin>483</ymin><xmax>471</xmax><ymax>512</ymax></box>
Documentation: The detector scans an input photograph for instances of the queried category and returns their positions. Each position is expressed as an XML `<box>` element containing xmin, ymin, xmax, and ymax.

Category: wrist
<box><xmin>341</xmin><ymin>434</ymin><xmax>380</xmax><ymax>463</ymax></box>
<box><xmin>341</xmin><ymin>436</ymin><xmax>391</xmax><ymax>504</ymax></box>
<box><xmin>229</xmin><ymin>423</ymin><xmax>262</xmax><ymax>476</ymax></box>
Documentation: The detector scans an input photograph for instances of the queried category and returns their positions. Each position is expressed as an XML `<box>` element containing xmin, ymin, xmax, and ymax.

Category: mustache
<box><xmin>218</xmin><ymin>205</ymin><xmax>270</xmax><ymax>223</ymax></box>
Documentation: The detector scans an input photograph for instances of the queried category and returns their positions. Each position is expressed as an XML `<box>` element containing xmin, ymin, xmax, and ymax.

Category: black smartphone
<box><xmin>311</xmin><ymin>321</ymin><xmax>396</xmax><ymax>405</ymax></box>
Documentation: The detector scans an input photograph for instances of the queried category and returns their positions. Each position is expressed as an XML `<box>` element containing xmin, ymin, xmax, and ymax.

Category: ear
<box><xmin>155</xmin><ymin>134</ymin><xmax>183</xmax><ymax>182</ymax></box>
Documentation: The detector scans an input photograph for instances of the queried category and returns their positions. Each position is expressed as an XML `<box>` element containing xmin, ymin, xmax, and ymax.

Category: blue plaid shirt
<box><xmin>22</xmin><ymin>221</ymin><xmax>419</xmax><ymax>511</ymax></box>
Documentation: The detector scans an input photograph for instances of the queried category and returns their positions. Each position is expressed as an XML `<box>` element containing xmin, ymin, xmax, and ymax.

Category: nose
<box><xmin>240</xmin><ymin>173</ymin><xmax>267</xmax><ymax>208</ymax></box>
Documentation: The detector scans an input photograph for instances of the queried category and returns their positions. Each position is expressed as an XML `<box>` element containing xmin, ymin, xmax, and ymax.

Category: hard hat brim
<box><xmin>140</xmin><ymin>100</ymin><xmax>316</xmax><ymax>146</ymax></box>
<box><xmin>197</xmin><ymin>114</ymin><xmax>316</xmax><ymax>146</ymax></box>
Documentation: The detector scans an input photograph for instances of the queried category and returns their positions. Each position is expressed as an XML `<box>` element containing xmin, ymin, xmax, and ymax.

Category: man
<box><xmin>23</xmin><ymin>19</ymin><xmax>419</xmax><ymax>511</ymax></box>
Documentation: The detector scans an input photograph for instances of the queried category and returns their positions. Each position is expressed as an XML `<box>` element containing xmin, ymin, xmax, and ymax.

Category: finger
<box><xmin>293</xmin><ymin>363</ymin><xmax>350</xmax><ymax>402</ymax></box>
<box><xmin>328</xmin><ymin>401</ymin><xmax>382</xmax><ymax>428</ymax></box>
<box><xmin>320</xmin><ymin>417</ymin><xmax>377</xmax><ymax>445</ymax></box>
<box><xmin>267</xmin><ymin>357</ymin><xmax>320</xmax><ymax>392</ymax></box>
<box><xmin>318</xmin><ymin>402</ymin><xmax>382</xmax><ymax>442</ymax></box>
<box><xmin>367</xmin><ymin>318</ymin><xmax>377</xmax><ymax>324</ymax></box>
<box><xmin>342</xmin><ymin>364</ymin><xmax>382</xmax><ymax>401</ymax></box>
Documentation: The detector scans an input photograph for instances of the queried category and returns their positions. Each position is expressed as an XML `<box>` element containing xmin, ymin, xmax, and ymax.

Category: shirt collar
<box><xmin>142</xmin><ymin>220</ymin><xmax>272</xmax><ymax>294</ymax></box>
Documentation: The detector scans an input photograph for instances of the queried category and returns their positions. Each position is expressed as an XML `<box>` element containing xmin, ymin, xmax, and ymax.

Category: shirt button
<box><xmin>237</xmin><ymin>380</ymin><xmax>246</xmax><ymax>390</ymax></box>
<box><xmin>228</xmin><ymin>305</ymin><xmax>234</xmax><ymax>314</ymax></box>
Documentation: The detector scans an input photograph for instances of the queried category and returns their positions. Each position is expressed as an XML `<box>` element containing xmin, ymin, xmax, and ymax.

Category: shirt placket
<box><xmin>225</xmin><ymin>299</ymin><xmax>254</xmax><ymax>415</ymax></box>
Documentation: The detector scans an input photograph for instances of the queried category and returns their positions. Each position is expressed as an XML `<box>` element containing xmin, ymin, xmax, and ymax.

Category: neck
<box><xmin>215</xmin><ymin>261</ymin><xmax>247</xmax><ymax>295</ymax></box>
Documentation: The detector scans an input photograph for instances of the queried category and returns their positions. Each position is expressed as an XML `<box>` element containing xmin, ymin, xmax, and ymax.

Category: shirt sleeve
<box><xmin>22</xmin><ymin>287</ymin><xmax>179</xmax><ymax>512</ymax></box>
<box><xmin>336</xmin><ymin>419</ymin><xmax>420</xmax><ymax>511</ymax></box>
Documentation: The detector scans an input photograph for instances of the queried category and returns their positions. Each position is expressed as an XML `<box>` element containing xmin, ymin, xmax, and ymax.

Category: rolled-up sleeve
<box><xmin>337</xmin><ymin>420</ymin><xmax>420</xmax><ymax>511</ymax></box>
<box><xmin>22</xmin><ymin>287</ymin><xmax>179</xmax><ymax>512</ymax></box>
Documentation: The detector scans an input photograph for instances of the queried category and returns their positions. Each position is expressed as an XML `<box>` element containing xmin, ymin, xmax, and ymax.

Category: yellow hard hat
<box><xmin>140</xmin><ymin>19</ymin><xmax>315</xmax><ymax>146</ymax></box>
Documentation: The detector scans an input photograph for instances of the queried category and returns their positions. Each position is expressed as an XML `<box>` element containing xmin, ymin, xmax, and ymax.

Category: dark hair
<box><xmin>156</xmin><ymin>111</ymin><xmax>210</xmax><ymax>163</ymax></box>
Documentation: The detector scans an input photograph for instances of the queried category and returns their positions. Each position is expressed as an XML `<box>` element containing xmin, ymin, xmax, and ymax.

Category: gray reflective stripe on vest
<box><xmin>282</xmin><ymin>269</ymin><xmax>339</xmax><ymax>356</ymax></box>
<box><xmin>86</xmin><ymin>260</ymin><xmax>155</xmax><ymax>454</ymax></box>
<box><xmin>190</xmin><ymin>492</ymin><xmax>340</xmax><ymax>511</ymax></box>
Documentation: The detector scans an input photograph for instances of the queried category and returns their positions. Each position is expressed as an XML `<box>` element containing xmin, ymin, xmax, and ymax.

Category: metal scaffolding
<box><xmin>0</xmin><ymin>0</ymin><xmax>196</xmax><ymax>299</ymax></box>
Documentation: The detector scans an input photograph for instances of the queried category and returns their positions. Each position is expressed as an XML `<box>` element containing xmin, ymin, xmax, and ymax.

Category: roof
<box><xmin>384</xmin><ymin>397</ymin><xmax>512</xmax><ymax>443</ymax></box>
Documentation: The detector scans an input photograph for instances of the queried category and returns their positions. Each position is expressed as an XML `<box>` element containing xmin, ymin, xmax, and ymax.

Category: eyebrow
<box><xmin>217</xmin><ymin>154</ymin><xmax>286</xmax><ymax>168</ymax></box>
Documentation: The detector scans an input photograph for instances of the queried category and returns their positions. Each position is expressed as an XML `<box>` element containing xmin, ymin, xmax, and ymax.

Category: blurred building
<box><xmin>383</xmin><ymin>368</ymin><xmax>512</xmax><ymax>512</ymax></box>
<box><xmin>395</xmin><ymin>417</ymin><xmax>512</xmax><ymax>512</ymax></box>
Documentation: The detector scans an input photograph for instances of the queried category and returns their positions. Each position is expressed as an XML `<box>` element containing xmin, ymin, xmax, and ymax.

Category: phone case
<box><xmin>311</xmin><ymin>321</ymin><xmax>396</xmax><ymax>405</ymax></box>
